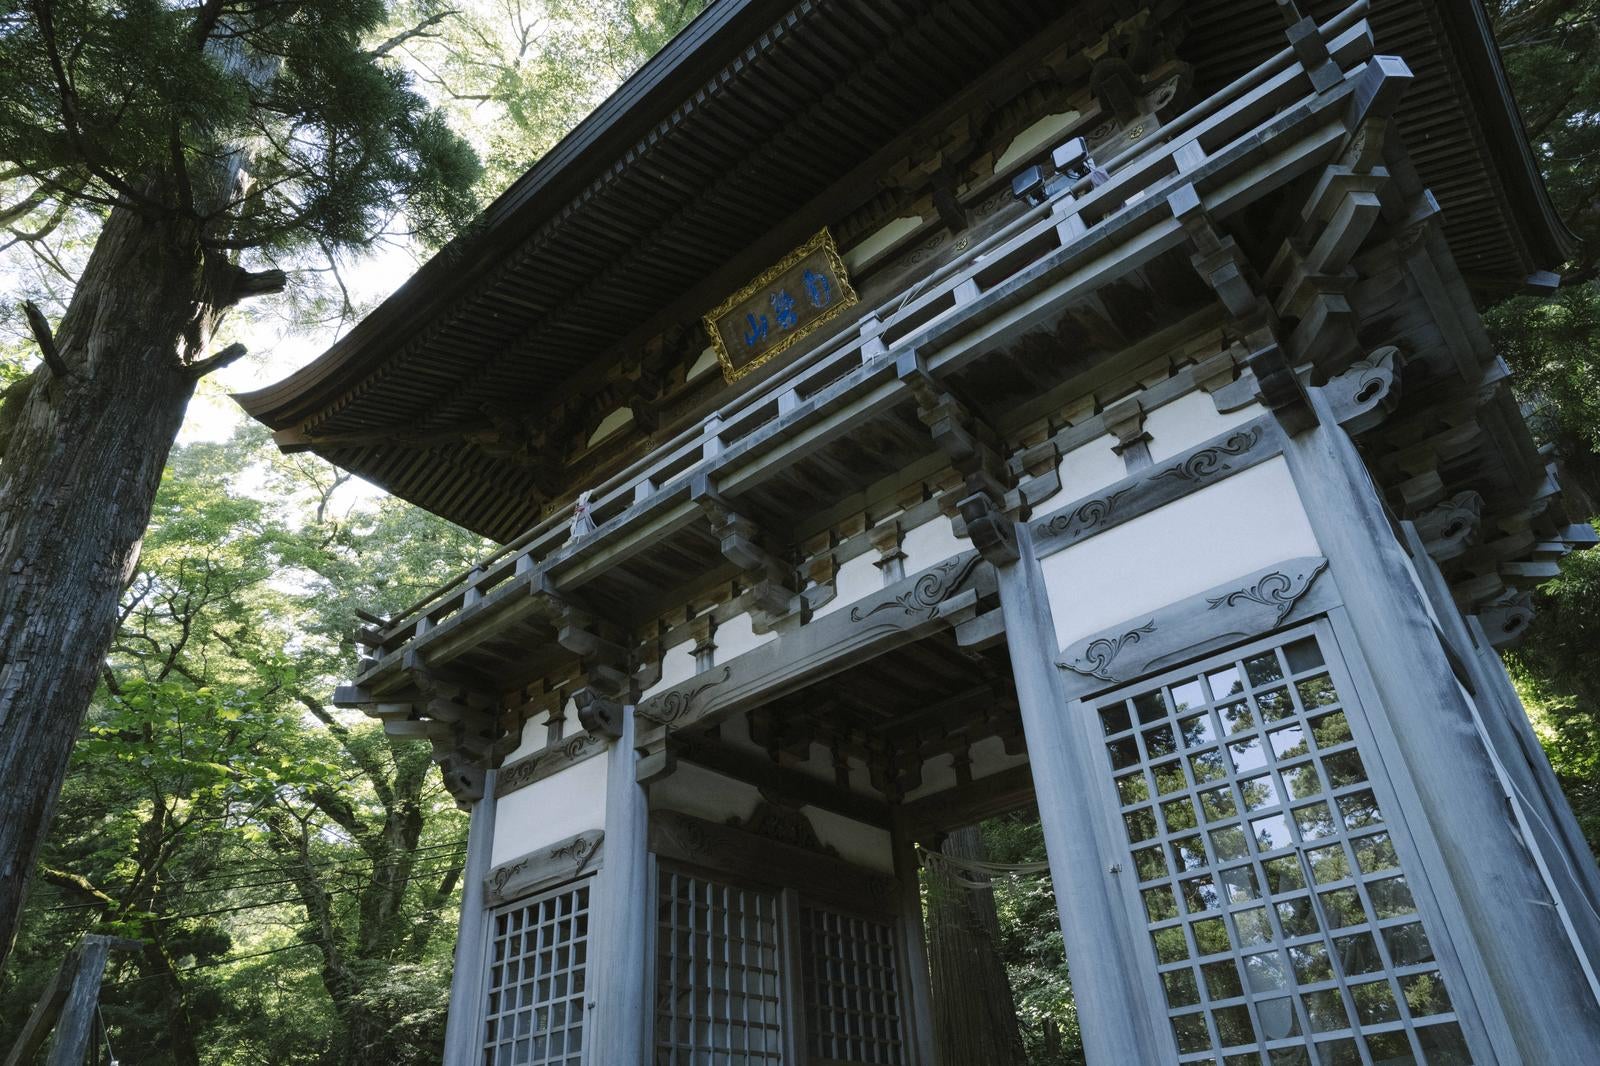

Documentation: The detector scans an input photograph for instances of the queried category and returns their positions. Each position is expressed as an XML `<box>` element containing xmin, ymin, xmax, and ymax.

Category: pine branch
<box><xmin>21</xmin><ymin>299</ymin><xmax>71</xmax><ymax>379</ymax></box>
<box><xmin>184</xmin><ymin>342</ymin><xmax>248</xmax><ymax>379</ymax></box>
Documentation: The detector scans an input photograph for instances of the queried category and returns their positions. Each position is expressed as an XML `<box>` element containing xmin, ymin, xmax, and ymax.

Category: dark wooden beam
<box><xmin>669</xmin><ymin>733</ymin><xmax>891</xmax><ymax>827</ymax></box>
<box><xmin>899</xmin><ymin>764</ymin><xmax>1037</xmax><ymax>837</ymax></box>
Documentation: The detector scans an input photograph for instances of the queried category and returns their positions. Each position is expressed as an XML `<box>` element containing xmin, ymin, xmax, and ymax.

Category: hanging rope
<box><xmin>917</xmin><ymin>845</ymin><xmax>1052</xmax><ymax>890</ymax></box>
<box><xmin>98</xmin><ymin>1004</ymin><xmax>120</xmax><ymax>1066</ymax></box>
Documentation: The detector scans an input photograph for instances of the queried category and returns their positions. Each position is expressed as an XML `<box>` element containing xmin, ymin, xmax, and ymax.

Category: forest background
<box><xmin>2</xmin><ymin>1</ymin><xmax>1599</xmax><ymax>1063</ymax></box>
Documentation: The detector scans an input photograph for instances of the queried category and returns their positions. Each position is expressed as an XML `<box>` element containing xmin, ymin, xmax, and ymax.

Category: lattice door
<box><xmin>483</xmin><ymin>880</ymin><xmax>591</xmax><ymax>1066</ymax></box>
<box><xmin>1092</xmin><ymin>627</ymin><xmax>1473</xmax><ymax>1065</ymax></box>
<box><xmin>655</xmin><ymin>868</ymin><xmax>786</xmax><ymax>1064</ymax></box>
<box><xmin>799</xmin><ymin>904</ymin><xmax>906</xmax><ymax>1065</ymax></box>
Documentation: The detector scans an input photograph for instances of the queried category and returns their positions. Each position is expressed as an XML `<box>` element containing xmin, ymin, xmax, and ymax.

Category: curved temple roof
<box><xmin>236</xmin><ymin>0</ymin><xmax>1575</xmax><ymax>541</ymax></box>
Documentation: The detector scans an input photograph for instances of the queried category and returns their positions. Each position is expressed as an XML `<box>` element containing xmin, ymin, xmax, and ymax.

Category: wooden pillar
<box><xmin>1401</xmin><ymin>522</ymin><xmax>1600</xmax><ymax>976</ymax></box>
<box><xmin>442</xmin><ymin>768</ymin><xmax>497</xmax><ymax>1066</ymax></box>
<box><xmin>890</xmin><ymin>813</ymin><xmax>938</xmax><ymax>1066</ymax></box>
<box><xmin>994</xmin><ymin>527</ymin><xmax>1175</xmax><ymax>1064</ymax></box>
<box><xmin>1281</xmin><ymin>387</ymin><xmax>1600</xmax><ymax>1060</ymax></box>
<box><xmin>593</xmin><ymin>706</ymin><xmax>651</xmax><ymax>1064</ymax></box>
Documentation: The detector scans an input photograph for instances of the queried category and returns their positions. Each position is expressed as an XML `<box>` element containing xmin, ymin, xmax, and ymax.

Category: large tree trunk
<box><xmin>0</xmin><ymin>204</ymin><xmax>220</xmax><ymax>970</ymax></box>
<box><xmin>927</xmin><ymin>825</ymin><xmax>1028</xmax><ymax>1066</ymax></box>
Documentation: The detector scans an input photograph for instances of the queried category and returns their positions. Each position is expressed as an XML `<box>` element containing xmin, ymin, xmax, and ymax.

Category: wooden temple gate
<box><xmin>239</xmin><ymin>0</ymin><xmax>1600</xmax><ymax>1062</ymax></box>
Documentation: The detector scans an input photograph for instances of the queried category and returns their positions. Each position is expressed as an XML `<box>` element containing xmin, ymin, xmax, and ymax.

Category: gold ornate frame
<box><xmin>702</xmin><ymin>228</ymin><xmax>859</xmax><ymax>384</ymax></box>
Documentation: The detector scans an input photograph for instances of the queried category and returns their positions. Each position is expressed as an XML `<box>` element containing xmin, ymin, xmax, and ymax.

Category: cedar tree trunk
<box><xmin>0</xmin><ymin>203</ymin><xmax>235</xmax><ymax>970</ymax></box>
<box><xmin>927</xmin><ymin>825</ymin><xmax>1028</xmax><ymax>1066</ymax></box>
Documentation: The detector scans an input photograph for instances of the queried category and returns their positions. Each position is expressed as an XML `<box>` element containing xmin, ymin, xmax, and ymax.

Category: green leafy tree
<box><xmin>0</xmin><ymin>0</ymin><xmax>482</xmax><ymax>968</ymax></box>
<box><xmin>1</xmin><ymin>424</ymin><xmax>489</xmax><ymax>1064</ymax></box>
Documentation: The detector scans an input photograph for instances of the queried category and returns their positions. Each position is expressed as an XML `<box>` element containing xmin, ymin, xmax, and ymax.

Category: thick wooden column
<box><xmin>1282</xmin><ymin>387</ymin><xmax>1600</xmax><ymax>1060</ymax></box>
<box><xmin>593</xmin><ymin>707</ymin><xmax>651</xmax><ymax>1064</ymax></box>
<box><xmin>994</xmin><ymin>527</ymin><xmax>1175</xmax><ymax>1064</ymax></box>
<box><xmin>442</xmin><ymin>769</ymin><xmax>497</xmax><ymax>1066</ymax></box>
<box><xmin>890</xmin><ymin>813</ymin><xmax>938</xmax><ymax>1066</ymax></box>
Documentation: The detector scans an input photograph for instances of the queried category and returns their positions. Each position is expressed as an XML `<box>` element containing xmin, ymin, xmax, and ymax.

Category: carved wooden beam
<box><xmin>668</xmin><ymin>733</ymin><xmax>891</xmax><ymax>826</ymax></box>
<box><xmin>632</xmin><ymin>552</ymin><xmax>991</xmax><ymax>773</ymax></box>
<box><xmin>896</xmin><ymin>349</ymin><xmax>1019</xmax><ymax>563</ymax></box>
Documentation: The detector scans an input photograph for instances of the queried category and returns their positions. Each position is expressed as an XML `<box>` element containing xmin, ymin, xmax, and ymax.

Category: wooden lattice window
<box><xmin>1093</xmin><ymin>627</ymin><xmax>1473</xmax><ymax>1065</ymax></box>
<box><xmin>799</xmin><ymin>904</ymin><xmax>906</xmax><ymax>1064</ymax></box>
<box><xmin>483</xmin><ymin>880</ymin><xmax>590</xmax><ymax>1066</ymax></box>
<box><xmin>654</xmin><ymin>868</ymin><xmax>785</xmax><ymax>1064</ymax></box>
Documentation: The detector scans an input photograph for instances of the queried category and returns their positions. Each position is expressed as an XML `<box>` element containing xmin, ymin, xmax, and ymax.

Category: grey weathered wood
<box><xmin>650</xmin><ymin>809</ymin><xmax>897</xmax><ymax>916</ymax></box>
<box><xmin>1055</xmin><ymin>556</ymin><xmax>1333</xmax><ymax>697</ymax></box>
<box><xmin>1030</xmin><ymin>417</ymin><xmax>1282</xmax><ymax>560</ymax></box>
<box><xmin>667</xmin><ymin>733</ymin><xmax>890</xmax><ymax>825</ymax></box>
<box><xmin>633</xmin><ymin>552</ymin><xmax>991</xmax><ymax>758</ymax></box>
<box><xmin>899</xmin><ymin>764</ymin><xmax>1037</xmax><ymax>837</ymax></box>
<box><xmin>493</xmin><ymin>731</ymin><xmax>606</xmax><ymax>798</ymax></box>
<box><xmin>592</xmin><ymin>707</ymin><xmax>650</xmax><ymax>1065</ymax></box>
<box><xmin>890</xmin><ymin>813</ymin><xmax>938</xmax><ymax>1066</ymax></box>
<box><xmin>3</xmin><ymin>946</ymin><xmax>76</xmax><ymax>1066</ymax></box>
<box><xmin>43</xmin><ymin>935</ymin><xmax>117</xmax><ymax>1066</ymax></box>
<box><xmin>482</xmin><ymin>829</ymin><xmax>604</xmax><ymax>907</ymax></box>
<box><xmin>441</xmin><ymin>770</ymin><xmax>497</xmax><ymax>1066</ymax></box>
<box><xmin>1283</xmin><ymin>385</ymin><xmax>1600</xmax><ymax>1061</ymax></box>
<box><xmin>993</xmin><ymin>525</ymin><xmax>1175</xmax><ymax>1064</ymax></box>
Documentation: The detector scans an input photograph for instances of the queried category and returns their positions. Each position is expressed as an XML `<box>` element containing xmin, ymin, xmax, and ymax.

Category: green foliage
<box><xmin>983</xmin><ymin>813</ymin><xmax>1084</xmax><ymax>1065</ymax></box>
<box><xmin>0</xmin><ymin>426</ymin><xmax>488</xmax><ymax>1065</ymax></box>
<box><xmin>0</xmin><ymin>0</ymin><xmax>481</xmax><ymax>253</ymax></box>
<box><xmin>397</xmin><ymin>0</ymin><xmax>706</xmax><ymax>194</ymax></box>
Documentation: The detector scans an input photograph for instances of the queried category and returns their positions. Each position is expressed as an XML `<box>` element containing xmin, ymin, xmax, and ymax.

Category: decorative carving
<box><xmin>636</xmin><ymin>666</ymin><xmax>733</xmax><ymax>728</ymax></box>
<box><xmin>727</xmin><ymin>791</ymin><xmax>838</xmax><ymax>857</ymax></box>
<box><xmin>484</xmin><ymin>829</ymin><xmax>605</xmax><ymax>906</ymax></box>
<box><xmin>1057</xmin><ymin>557</ymin><xmax>1334</xmax><ymax>696</ymax></box>
<box><xmin>1414</xmin><ymin>491</ymin><xmax>1483</xmax><ymax>563</ymax></box>
<box><xmin>494</xmin><ymin>731</ymin><xmax>605</xmax><ymax>798</ymax></box>
<box><xmin>850</xmin><ymin>554</ymin><xmax>982</xmax><ymax>622</ymax></box>
<box><xmin>1323</xmin><ymin>346</ymin><xmax>1401</xmax><ymax>434</ymax></box>
<box><xmin>1205</xmin><ymin>559</ymin><xmax>1329</xmax><ymax>626</ymax></box>
<box><xmin>1150</xmin><ymin>427</ymin><xmax>1261</xmax><ymax>484</ymax></box>
<box><xmin>1038</xmin><ymin>486</ymin><xmax>1132</xmax><ymax>539</ymax></box>
<box><xmin>573</xmin><ymin>687</ymin><xmax>623</xmax><ymax>738</ymax></box>
<box><xmin>1060</xmin><ymin>620</ymin><xmax>1156</xmax><ymax>681</ymax></box>
<box><xmin>1479</xmin><ymin>589</ymin><xmax>1535</xmax><ymax>649</ymax></box>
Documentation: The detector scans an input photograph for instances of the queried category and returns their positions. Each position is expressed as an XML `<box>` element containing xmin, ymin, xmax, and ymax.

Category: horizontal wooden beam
<box><xmin>669</xmin><ymin>734</ymin><xmax>890</xmax><ymax>826</ymax></box>
<box><xmin>899</xmin><ymin>764</ymin><xmax>1038</xmax><ymax>838</ymax></box>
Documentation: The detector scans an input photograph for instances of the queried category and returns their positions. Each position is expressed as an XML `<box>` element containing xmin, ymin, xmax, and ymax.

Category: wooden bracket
<box><xmin>572</xmin><ymin>686</ymin><xmax>624</xmax><ymax>739</ymax></box>
<box><xmin>691</xmin><ymin>476</ymin><xmax>803</xmax><ymax>631</ymax></box>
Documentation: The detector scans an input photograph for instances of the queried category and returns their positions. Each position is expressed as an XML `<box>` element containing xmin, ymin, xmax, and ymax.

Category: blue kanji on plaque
<box><xmin>802</xmin><ymin>268</ymin><xmax>833</xmax><ymax>308</ymax></box>
<box><xmin>742</xmin><ymin>312</ymin><xmax>770</xmax><ymax>348</ymax></box>
<box><xmin>771</xmin><ymin>289</ymin><xmax>798</xmax><ymax>329</ymax></box>
<box><xmin>704</xmin><ymin>229</ymin><xmax>858</xmax><ymax>382</ymax></box>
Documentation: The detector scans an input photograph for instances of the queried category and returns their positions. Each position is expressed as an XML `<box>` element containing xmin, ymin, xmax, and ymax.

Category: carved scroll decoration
<box><xmin>1150</xmin><ymin>426</ymin><xmax>1261</xmax><ymax>484</ymax></box>
<box><xmin>850</xmin><ymin>554</ymin><xmax>981</xmax><ymax>622</ymax></box>
<box><xmin>636</xmin><ymin>666</ymin><xmax>733</xmax><ymax>727</ymax></box>
<box><xmin>1064</xmin><ymin>620</ymin><xmax>1157</xmax><ymax>682</ymax></box>
<box><xmin>484</xmin><ymin>828</ymin><xmax>605</xmax><ymax>906</ymax></box>
<box><xmin>495</xmin><ymin>731</ymin><xmax>606</xmax><ymax>799</ymax></box>
<box><xmin>1205</xmin><ymin>559</ymin><xmax>1329</xmax><ymax>626</ymax></box>
<box><xmin>1031</xmin><ymin>417</ymin><xmax>1281</xmax><ymax>559</ymax></box>
<box><xmin>1057</xmin><ymin>557</ymin><xmax>1334</xmax><ymax>696</ymax></box>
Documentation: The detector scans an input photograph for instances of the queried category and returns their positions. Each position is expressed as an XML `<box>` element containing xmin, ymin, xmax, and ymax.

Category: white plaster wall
<box><xmin>969</xmin><ymin>734</ymin><xmax>1028</xmax><ymax>778</ymax></box>
<box><xmin>715</xmin><ymin>611</ymin><xmax>775</xmax><ymax>660</ymax></box>
<box><xmin>902</xmin><ymin>755</ymin><xmax>959</xmax><ymax>803</ymax></box>
<box><xmin>812</xmin><ymin>552</ymin><xmax>881</xmax><ymax>620</ymax></box>
<box><xmin>902</xmin><ymin>513</ymin><xmax>965</xmax><ymax>573</ymax></box>
<box><xmin>491</xmin><ymin>751</ymin><xmax>608</xmax><ymax>866</ymax></box>
<box><xmin>1041</xmin><ymin>457</ymin><xmax>1322</xmax><ymax>649</ymax></box>
<box><xmin>844</xmin><ymin>215</ymin><xmax>923</xmax><ymax>272</ymax></box>
<box><xmin>650</xmin><ymin>762</ymin><xmax>891</xmax><ymax>872</ymax></box>
<box><xmin>648</xmin><ymin>641</ymin><xmax>698</xmax><ymax>697</ymax></box>
<box><xmin>1145</xmin><ymin>390</ymin><xmax>1266</xmax><ymax>462</ymax></box>
<box><xmin>502</xmin><ymin>712</ymin><xmax>554</xmax><ymax>764</ymax></box>
<box><xmin>805</xmin><ymin>809</ymin><xmax>893</xmax><ymax>874</ymax></box>
<box><xmin>1057</xmin><ymin>431</ymin><xmax>1127</xmax><ymax>500</ymax></box>
<box><xmin>993</xmin><ymin>110</ymin><xmax>1084</xmax><ymax>174</ymax></box>
<box><xmin>651</xmin><ymin>761</ymin><xmax>761</xmax><ymax>824</ymax></box>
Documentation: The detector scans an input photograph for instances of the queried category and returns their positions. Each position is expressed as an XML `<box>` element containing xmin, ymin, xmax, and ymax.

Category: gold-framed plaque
<box><xmin>703</xmin><ymin>228</ymin><xmax>858</xmax><ymax>383</ymax></box>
